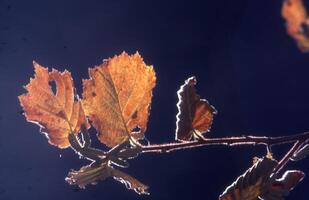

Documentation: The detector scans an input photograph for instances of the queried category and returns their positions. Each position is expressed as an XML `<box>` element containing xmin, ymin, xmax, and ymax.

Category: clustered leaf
<box><xmin>19</xmin><ymin>52</ymin><xmax>155</xmax><ymax>194</ymax></box>
<box><xmin>20</xmin><ymin>52</ymin><xmax>156</xmax><ymax>149</ymax></box>
<box><xmin>282</xmin><ymin>0</ymin><xmax>309</xmax><ymax>52</ymax></box>
<box><xmin>175</xmin><ymin>76</ymin><xmax>217</xmax><ymax>141</ymax></box>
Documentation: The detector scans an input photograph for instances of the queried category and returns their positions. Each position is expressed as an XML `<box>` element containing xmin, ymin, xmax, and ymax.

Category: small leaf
<box><xmin>19</xmin><ymin>62</ymin><xmax>89</xmax><ymax>148</ymax></box>
<box><xmin>111</xmin><ymin>168</ymin><xmax>149</xmax><ymax>195</ymax></box>
<box><xmin>175</xmin><ymin>77</ymin><xmax>217</xmax><ymax>141</ymax></box>
<box><xmin>282</xmin><ymin>0</ymin><xmax>309</xmax><ymax>52</ymax></box>
<box><xmin>291</xmin><ymin>144</ymin><xmax>309</xmax><ymax>161</ymax></box>
<box><xmin>66</xmin><ymin>163</ymin><xmax>112</xmax><ymax>188</ymax></box>
<box><xmin>260</xmin><ymin>170</ymin><xmax>305</xmax><ymax>200</ymax></box>
<box><xmin>66</xmin><ymin>163</ymin><xmax>149</xmax><ymax>195</ymax></box>
<box><xmin>82</xmin><ymin>52</ymin><xmax>156</xmax><ymax>147</ymax></box>
<box><xmin>219</xmin><ymin>157</ymin><xmax>278</xmax><ymax>200</ymax></box>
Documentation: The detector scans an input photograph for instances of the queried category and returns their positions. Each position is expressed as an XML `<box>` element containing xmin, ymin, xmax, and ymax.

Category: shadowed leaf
<box><xmin>82</xmin><ymin>52</ymin><xmax>156</xmax><ymax>147</ymax></box>
<box><xmin>66</xmin><ymin>163</ymin><xmax>149</xmax><ymax>195</ymax></box>
<box><xmin>219</xmin><ymin>157</ymin><xmax>278</xmax><ymax>200</ymax></box>
<box><xmin>175</xmin><ymin>76</ymin><xmax>217</xmax><ymax>141</ymax></box>
<box><xmin>282</xmin><ymin>0</ymin><xmax>309</xmax><ymax>52</ymax></box>
<box><xmin>260</xmin><ymin>170</ymin><xmax>305</xmax><ymax>200</ymax></box>
<box><xmin>18</xmin><ymin>62</ymin><xmax>89</xmax><ymax>148</ymax></box>
<box><xmin>112</xmin><ymin>168</ymin><xmax>149</xmax><ymax>195</ymax></box>
<box><xmin>66</xmin><ymin>163</ymin><xmax>112</xmax><ymax>188</ymax></box>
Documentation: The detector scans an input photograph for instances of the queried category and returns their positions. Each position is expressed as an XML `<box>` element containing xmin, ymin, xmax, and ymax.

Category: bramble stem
<box><xmin>69</xmin><ymin>129</ymin><xmax>309</xmax><ymax>171</ymax></box>
<box><xmin>141</xmin><ymin>132</ymin><xmax>309</xmax><ymax>153</ymax></box>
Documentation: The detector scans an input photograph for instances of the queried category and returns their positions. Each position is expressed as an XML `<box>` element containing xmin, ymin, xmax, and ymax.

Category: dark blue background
<box><xmin>0</xmin><ymin>0</ymin><xmax>308</xmax><ymax>199</ymax></box>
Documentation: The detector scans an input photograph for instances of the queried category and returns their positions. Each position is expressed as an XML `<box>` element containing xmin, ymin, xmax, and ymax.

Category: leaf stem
<box><xmin>68</xmin><ymin>131</ymin><xmax>106</xmax><ymax>162</ymax></box>
<box><xmin>272</xmin><ymin>139</ymin><xmax>306</xmax><ymax>176</ymax></box>
<box><xmin>141</xmin><ymin>131</ymin><xmax>309</xmax><ymax>153</ymax></box>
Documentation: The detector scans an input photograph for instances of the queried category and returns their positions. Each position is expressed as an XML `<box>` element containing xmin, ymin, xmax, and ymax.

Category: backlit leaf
<box><xmin>219</xmin><ymin>157</ymin><xmax>278</xmax><ymax>200</ymax></box>
<box><xmin>112</xmin><ymin>167</ymin><xmax>149</xmax><ymax>195</ymax></box>
<box><xmin>66</xmin><ymin>163</ymin><xmax>149</xmax><ymax>195</ymax></box>
<box><xmin>66</xmin><ymin>163</ymin><xmax>112</xmax><ymax>188</ymax></box>
<box><xmin>82</xmin><ymin>52</ymin><xmax>156</xmax><ymax>147</ymax></box>
<box><xmin>175</xmin><ymin>76</ymin><xmax>217</xmax><ymax>141</ymax></box>
<box><xmin>282</xmin><ymin>0</ymin><xmax>309</xmax><ymax>52</ymax></box>
<box><xmin>19</xmin><ymin>62</ymin><xmax>89</xmax><ymax>148</ymax></box>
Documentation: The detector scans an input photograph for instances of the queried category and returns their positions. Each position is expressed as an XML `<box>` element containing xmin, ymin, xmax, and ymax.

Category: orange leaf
<box><xmin>19</xmin><ymin>62</ymin><xmax>89</xmax><ymax>148</ymax></box>
<box><xmin>282</xmin><ymin>0</ymin><xmax>309</xmax><ymax>52</ymax></box>
<box><xmin>175</xmin><ymin>76</ymin><xmax>217</xmax><ymax>141</ymax></box>
<box><xmin>82</xmin><ymin>52</ymin><xmax>156</xmax><ymax>147</ymax></box>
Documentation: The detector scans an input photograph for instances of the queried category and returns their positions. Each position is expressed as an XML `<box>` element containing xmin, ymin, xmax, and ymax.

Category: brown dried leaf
<box><xmin>260</xmin><ymin>170</ymin><xmax>305</xmax><ymax>200</ymax></box>
<box><xmin>18</xmin><ymin>62</ymin><xmax>89</xmax><ymax>148</ymax></box>
<box><xmin>82</xmin><ymin>52</ymin><xmax>156</xmax><ymax>147</ymax></box>
<box><xmin>112</xmin><ymin>168</ymin><xmax>149</xmax><ymax>195</ymax></box>
<box><xmin>66</xmin><ymin>163</ymin><xmax>112</xmax><ymax>188</ymax></box>
<box><xmin>282</xmin><ymin>0</ymin><xmax>309</xmax><ymax>52</ymax></box>
<box><xmin>219</xmin><ymin>157</ymin><xmax>278</xmax><ymax>200</ymax></box>
<box><xmin>66</xmin><ymin>163</ymin><xmax>149</xmax><ymax>195</ymax></box>
<box><xmin>175</xmin><ymin>76</ymin><xmax>217</xmax><ymax>141</ymax></box>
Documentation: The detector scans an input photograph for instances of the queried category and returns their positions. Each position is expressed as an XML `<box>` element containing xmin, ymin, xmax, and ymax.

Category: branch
<box><xmin>141</xmin><ymin>131</ymin><xmax>309</xmax><ymax>153</ymax></box>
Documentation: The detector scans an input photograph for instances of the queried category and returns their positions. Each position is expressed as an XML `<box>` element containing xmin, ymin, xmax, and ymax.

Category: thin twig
<box><xmin>141</xmin><ymin>132</ymin><xmax>309</xmax><ymax>153</ymax></box>
<box><xmin>272</xmin><ymin>140</ymin><xmax>305</xmax><ymax>175</ymax></box>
